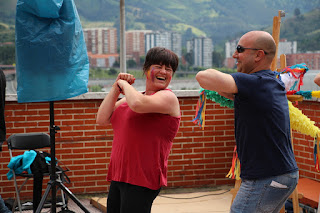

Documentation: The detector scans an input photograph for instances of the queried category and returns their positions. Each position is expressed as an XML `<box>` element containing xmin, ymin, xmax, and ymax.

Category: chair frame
<box><xmin>7</xmin><ymin>132</ymin><xmax>66</xmax><ymax>212</ymax></box>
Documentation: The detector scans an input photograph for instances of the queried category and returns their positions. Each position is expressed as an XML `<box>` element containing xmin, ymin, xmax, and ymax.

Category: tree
<box><xmin>212</xmin><ymin>51</ymin><xmax>224</xmax><ymax>68</ymax></box>
<box><xmin>0</xmin><ymin>45</ymin><xmax>15</xmax><ymax>64</ymax></box>
<box><xmin>90</xmin><ymin>85</ymin><xmax>103</xmax><ymax>92</ymax></box>
<box><xmin>127</xmin><ymin>59</ymin><xmax>137</xmax><ymax>68</ymax></box>
<box><xmin>113</xmin><ymin>60</ymin><xmax>120</xmax><ymax>68</ymax></box>
<box><xmin>140</xmin><ymin>56</ymin><xmax>145</xmax><ymax>66</ymax></box>
<box><xmin>294</xmin><ymin>8</ymin><xmax>301</xmax><ymax>17</ymax></box>
<box><xmin>108</xmin><ymin>68</ymin><xmax>118</xmax><ymax>75</ymax></box>
<box><xmin>182</xmin><ymin>28</ymin><xmax>195</xmax><ymax>47</ymax></box>
<box><xmin>184</xmin><ymin>52</ymin><xmax>193</xmax><ymax>66</ymax></box>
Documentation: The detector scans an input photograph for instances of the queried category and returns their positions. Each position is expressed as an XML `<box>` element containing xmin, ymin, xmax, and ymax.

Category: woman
<box><xmin>96</xmin><ymin>47</ymin><xmax>181</xmax><ymax>213</ymax></box>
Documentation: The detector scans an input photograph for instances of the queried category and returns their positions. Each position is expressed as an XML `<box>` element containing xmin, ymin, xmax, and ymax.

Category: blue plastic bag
<box><xmin>15</xmin><ymin>0</ymin><xmax>89</xmax><ymax>103</ymax></box>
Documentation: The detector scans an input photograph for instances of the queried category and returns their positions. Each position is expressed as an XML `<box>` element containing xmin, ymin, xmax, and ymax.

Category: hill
<box><xmin>74</xmin><ymin>0</ymin><xmax>320</xmax><ymax>45</ymax></box>
<box><xmin>280</xmin><ymin>8</ymin><xmax>320</xmax><ymax>52</ymax></box>
<box><xmin>0</xmin><ymin>0</ymin><xmax>319</xmax><ymax>51</ymax></box>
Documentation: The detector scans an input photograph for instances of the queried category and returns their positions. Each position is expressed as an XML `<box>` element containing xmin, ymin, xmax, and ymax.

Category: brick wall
<box><xmin>0</xmin><ymin>94</ymin><xmax>319</xmax><ymax>200</ymax></box>
<box><xmin>291</xmin><ymin>101</ymin><xmax>320</xmax><ymax>180</ymax></box>
<box><xmin>286</xmin><ymin>53</ymin><xmax>320</xmax><ymax>70</ymax></box>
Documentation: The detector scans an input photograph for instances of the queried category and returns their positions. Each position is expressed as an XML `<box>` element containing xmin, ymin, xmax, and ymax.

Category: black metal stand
<box><xmin>36</xmin><ymin>101</ymin><xmax>90</xmax><ymax>213</ymax></box>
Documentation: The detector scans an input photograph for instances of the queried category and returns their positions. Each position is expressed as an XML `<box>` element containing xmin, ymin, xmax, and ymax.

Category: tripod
<box><xmin>36</xmin><ymin>101</ymin><xmax>90</xmax><ymax>213</ymax></box>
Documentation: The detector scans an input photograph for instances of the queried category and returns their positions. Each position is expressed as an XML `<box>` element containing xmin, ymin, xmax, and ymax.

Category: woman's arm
<box><xmin>118</xmin><ymin>80</ymin><xmax>180</xmax><ymax>117</ymax></box>
<box><xmin>96</xmin><ymin>74</ymin><xmax>135</xmax><ymax>126</ymax></box>
<box><xmin>96</xmin><ymin>84</ymin><xmax>122</xmax><ymax>126</ymax></box>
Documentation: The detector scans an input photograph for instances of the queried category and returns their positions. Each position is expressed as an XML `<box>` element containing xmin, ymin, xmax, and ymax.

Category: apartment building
<box><xmin>126</xmin><ymin>30</ymin><xmax>152</xmax><ymax>64</ymax></box>
<box><xmin>187</xmin><ymin>37</ymin><xmax>213</xmax><ymax>68</ymax></box>
<box><xmin>83</xmin><ymin>28</ymin><xmax>183</xmax><ymax>67</ymax></box>
<box><xmin>83</xmin><ymin>28</ymin><xmax>118</xmax><ymax>68</ymax></box>
<box><xmin>145</xmin><ymin>31</ymin><xmax>182</xmax><ymax>58</ymax></box>
<box><xmin>278</xmin><ymin>39</ymin><xmax>297</xmax><ymax>56</ymax></box>
<box><xmin>83</xmin><ymin>28</ymin><xmax>117</xmax><ymax>55</ymax></box>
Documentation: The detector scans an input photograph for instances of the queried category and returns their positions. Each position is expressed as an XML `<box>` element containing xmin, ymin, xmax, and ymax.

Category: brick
<box><xmin>172</xmin><ymin>159</ymin><xmax>193</xmax><ymax>165</ymax></box>
<box><xmin>194</xmin><ymin>147</ymin><xmax>214</xmax><ymax>153</ymax></box>
<box><xmin>28</xmin><ymin>127</ymin><xmax>50</xmax><ymax>132</ymax></box>
<box><xmin>183</xmin><ymin>153</ymin><xmax>204</xmax><ymax>159</ymax></box>
<box><xmin>74</xmin><ymin>114</ymin><xmax>96</xmax><ymax>120</ymax></box>
<box><xmin>193</xmin><ymin>159</ymin><xmax>214</xmax><ymax>164</ymax></box>
<box><xmin>55</xmin><ymin>114</ymin><xmax>73</xmax><ymax>120</ymax></box>
<box><xmin>85</xmin><ymin>108</ymin><xmax>98</xmax><ymax>113</ymax></box>
<box><xmin>84</xmin><ymin>153</ymin><xmax>107</xmax><ymax>159</ymax></box>
<box><xmin>74</xmin><ymin>102</ymin><xmax>96</xmax><ymax>108</ymax></box>
<box><xmin>214</xmin><ymin>114</ymin><xmax>234</xmax><ymax>120</ymax></box>
<box><xmin>181</xmin><ymin>99</ymin><xmax>197</xmax><ymax>105</ymax></box>
<box><xmin>183</xmin><ymin>164</ymin><xmax>205</xmax><ymax>170</ymax></box>
<box><xmin>62</xmin><ymin>120</ymin><xmax>85</xmax><ymax>126</ymax></box>
<box><xmin>14</xmin><ymin>122</ymin><xmax>38</xmax><ymax>127</ymax></box>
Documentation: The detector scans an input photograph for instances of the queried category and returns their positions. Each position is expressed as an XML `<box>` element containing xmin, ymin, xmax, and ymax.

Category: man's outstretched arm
<box><xmin>196</xmin><ymin>69</ymin><xmax>238</xmax><ymax>99</ymax></box>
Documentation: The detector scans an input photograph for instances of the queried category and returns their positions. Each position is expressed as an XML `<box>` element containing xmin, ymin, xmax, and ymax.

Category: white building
<box><xmin>188</xmin><ymin>37</ymin><xmax>213</xmax><ymax>68</ymax></box>
<box><xmin>278</xmin><ymin>39</ymin><xmax>297</xmax><ymax>56</ymax></box>
<box><xmin>145</xmin><ymin>31</ymin><xmax>182</xmax><ymax>58</ymax></box>
<box><xmin>225</xmin><ymin>39</ymin><xmax>238</xmax><ymax>58</ymax></box>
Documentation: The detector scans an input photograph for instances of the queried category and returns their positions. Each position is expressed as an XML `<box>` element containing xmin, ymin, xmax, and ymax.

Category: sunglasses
<box><xmin>236</xmin><ymin>45</ymin><xmax>267</xmax><ymax>54</ymax></box>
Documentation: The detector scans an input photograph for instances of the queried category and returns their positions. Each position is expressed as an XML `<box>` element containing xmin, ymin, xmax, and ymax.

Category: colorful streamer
<box><xmin>192</xmin><ymin>90</ymin><xmax>207</xmax><ymax>130</ymax></box>
<box><xmin>287</xmin><ymin>90</ymin><xmax>320</xmax><ymax>99</ymax></box>
<box><xmin>312</xmin><ymin>91</ymin><xmax>320</xmax><ymax>99</ymax></box>
<box><xmin>226</xmin><ymin>146</ymin><xmax>241</xmax><ymax>180</ymax></box>
<box><xmin>278</xmin><ymin>63</ymin><xmax>309</xmax><ymax>92</ymax></box>
<box><xmin>314</xmin><ymin>135</ymin><xmax>320</xmax><ymax>172</ymax></box>
<box><xmin>201</xmin><ymin>88</ymin><xmax>234</xmax><ymax>109</ymax></box>
<box><xmin>288</xmin><ymin>101</ymin><xmax>320</xmax><ymax>138</ymax></box>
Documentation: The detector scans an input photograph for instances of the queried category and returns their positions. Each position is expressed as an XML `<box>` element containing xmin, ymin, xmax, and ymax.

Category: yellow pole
<box><xmin>271</xmin><ymin>10</ymin><xmax>285</xmax><ymax>71</ymax></box>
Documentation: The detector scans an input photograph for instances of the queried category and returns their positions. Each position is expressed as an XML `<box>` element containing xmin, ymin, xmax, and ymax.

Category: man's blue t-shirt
<box><xmin>231</xmin><ymin>70</ymin><xmax>298</xmax><ymax>179</ymax></box>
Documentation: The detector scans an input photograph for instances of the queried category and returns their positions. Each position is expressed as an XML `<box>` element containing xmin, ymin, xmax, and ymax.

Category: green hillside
<box><xmin>0</xmin><ymin>0</ymin><xmax>319</xmax><ymax>51</ymax></box>
<box><xmin>281</xmin><ymin>8</ymin><xmax>320</xmax><ymax>51</ymax></box>
<box><xmin>74</xmin><ymin>0</ymin><xmax>320</xmax><ymax>44</ymax></box>
<box><xmin>0</xmin><ymin>0</ymin><xmax>16</xmax><ymax>24</ymax></box>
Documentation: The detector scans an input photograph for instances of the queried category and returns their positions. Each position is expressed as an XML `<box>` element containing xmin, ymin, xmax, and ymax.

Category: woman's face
<box><xmin>145</xmin><ymin>64</ymin><xmax>173</xmax><ymax>90</ymax></box>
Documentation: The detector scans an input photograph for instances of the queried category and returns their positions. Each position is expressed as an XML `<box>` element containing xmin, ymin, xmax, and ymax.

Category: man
<box><xmin>196</xmin><ymin>31</ymin><xmax>298</xmax><ymax>212</ymax></box>
<box><xmin>0</xmin><ymin>68</ymin><xmax>11</xmax><ymax>212</ymax></box>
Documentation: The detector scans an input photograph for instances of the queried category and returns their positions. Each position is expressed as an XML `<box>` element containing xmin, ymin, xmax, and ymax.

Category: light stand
<box><xmin>35</xmin><ymin>101</ymin><xmax>90</xmax><ymax>213</ymax></box>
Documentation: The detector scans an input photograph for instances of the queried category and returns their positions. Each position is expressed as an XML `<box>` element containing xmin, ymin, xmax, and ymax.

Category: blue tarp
<box><xmin>15</xmin><ymin>0</ymin><xmax>89</xmax><ymax>103</ymax></box>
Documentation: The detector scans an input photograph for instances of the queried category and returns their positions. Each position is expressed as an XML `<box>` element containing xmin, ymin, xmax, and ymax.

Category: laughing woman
<box><xmin>96</xmin><ymin>47</ymin><xmax>181</xmax><ymax>213</ymax></box>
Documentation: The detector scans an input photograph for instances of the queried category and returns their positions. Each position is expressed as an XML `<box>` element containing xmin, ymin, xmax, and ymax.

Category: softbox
<box><xmin>15</xmin><ymin>0</ymin><xmax>89</xmax><ymax>103</ymax></box>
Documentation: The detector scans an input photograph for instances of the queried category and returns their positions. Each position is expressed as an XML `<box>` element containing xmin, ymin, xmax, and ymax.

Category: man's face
<box><xmin>232</xmin><ymin>36</ymin><xmax>257</xmax><ymax>74</ymax></box>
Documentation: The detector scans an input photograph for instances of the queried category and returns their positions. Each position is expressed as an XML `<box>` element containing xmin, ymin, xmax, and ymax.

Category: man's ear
<box><xmin>254</xmin><ymin>50</ymin><xmax>265</xmax><ymax>62</ymax></box>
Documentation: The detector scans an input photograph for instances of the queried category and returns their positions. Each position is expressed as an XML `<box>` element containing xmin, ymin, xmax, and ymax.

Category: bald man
<box><xmin>196</xmin><ymin>31</ymin><xmax>298</xmax><ymax>212</ymax></box>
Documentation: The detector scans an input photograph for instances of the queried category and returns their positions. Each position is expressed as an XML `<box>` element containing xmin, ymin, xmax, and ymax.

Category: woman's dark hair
<box><xmin>143</xmin><ymin>47</ymin><xmax>179</xmax><ymax>74</ymax></box>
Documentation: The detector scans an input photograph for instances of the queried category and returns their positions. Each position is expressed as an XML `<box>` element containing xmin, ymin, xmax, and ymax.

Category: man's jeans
<box><xmin>0</xmin><ymin>195</ymin><xmax>11</xmax><ymax>213</ymax></box>
<box><xmin>230</xmin><ymin>171</ymin><xmax>299</xmax><ymax>213</ymax></box>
